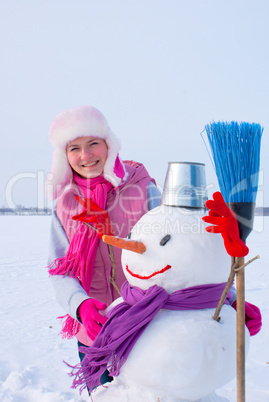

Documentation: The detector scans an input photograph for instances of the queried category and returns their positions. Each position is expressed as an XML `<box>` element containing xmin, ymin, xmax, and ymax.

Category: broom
<box><xmin>204</xmin><ymin>121</ymin><xmax>263</xmax><ymax>402</ymax></box>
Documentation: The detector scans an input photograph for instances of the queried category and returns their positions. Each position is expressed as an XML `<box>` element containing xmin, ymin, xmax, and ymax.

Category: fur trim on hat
<box><xmin>45</xmin><ymin>106</ymin><xmax>128</xmax><ymax>200</ymax></box>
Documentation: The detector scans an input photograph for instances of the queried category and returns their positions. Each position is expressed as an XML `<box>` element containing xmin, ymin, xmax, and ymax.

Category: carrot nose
<box><xmin>102</xmin><ymin>234</ymin><xmax>146</xmax><ymax>254</ymax></box>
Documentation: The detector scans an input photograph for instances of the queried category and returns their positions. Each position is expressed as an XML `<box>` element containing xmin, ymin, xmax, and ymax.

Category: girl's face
<box><xmin>67</xmin><ymin>136</ymin><xmax>108</xmax><ymax>179</ymax></box>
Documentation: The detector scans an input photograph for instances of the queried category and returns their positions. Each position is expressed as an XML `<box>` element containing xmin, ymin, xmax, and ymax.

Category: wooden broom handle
<box><xmin>236</xmin><ymin>256</ymin><xmax>245</xmax><ymax>402</ymax></box>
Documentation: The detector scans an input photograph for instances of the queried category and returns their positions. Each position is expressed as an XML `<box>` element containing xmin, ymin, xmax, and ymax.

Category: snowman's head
<box><xmin>104</xmin><ymin>205</ymin><xmax>231</xmax><ymax>293</ymax></box>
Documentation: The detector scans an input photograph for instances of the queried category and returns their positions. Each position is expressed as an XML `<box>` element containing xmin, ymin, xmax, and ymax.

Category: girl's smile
<box><xmin>67</xmin><ymin>136</ymin><xmax>108</xmax><ymax>179</ymax></box>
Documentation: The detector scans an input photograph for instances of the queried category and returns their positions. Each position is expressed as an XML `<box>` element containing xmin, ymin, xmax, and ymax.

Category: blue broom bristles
<box><xmin>205</xmin><ymin>121</ymin><xmax>263</xmax><ymax>203</ymax></box>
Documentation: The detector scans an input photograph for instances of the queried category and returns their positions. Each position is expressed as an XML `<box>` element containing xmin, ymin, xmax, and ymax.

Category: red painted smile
<box><xmin>126</xmin><ymin>264</ymin><xmax>172</xmax><ymax>280</ymax></box>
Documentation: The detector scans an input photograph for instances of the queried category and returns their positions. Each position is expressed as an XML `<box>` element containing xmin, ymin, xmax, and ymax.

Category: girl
<box><xmin>46</xmin><ymin>105</ymin><xmax>161</xmax><ymax>384</ymax></box>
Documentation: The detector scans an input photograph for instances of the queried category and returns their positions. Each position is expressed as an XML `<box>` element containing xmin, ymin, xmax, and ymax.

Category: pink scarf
<box><xmin>49</xmin><ymin>173</ymin><xmax>113</xmax><ymax>338</ymax></box>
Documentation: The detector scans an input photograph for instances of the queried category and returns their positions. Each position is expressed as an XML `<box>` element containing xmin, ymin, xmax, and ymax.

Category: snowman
<box><xmin>73</xmin><ymin>201</ymin><xmax>250</xmax><ymax>402</ymax></box>
<box><xmin>72</xmin><ymin>162</ymin><xmax>253</xmax><ymax>401</ymax></box>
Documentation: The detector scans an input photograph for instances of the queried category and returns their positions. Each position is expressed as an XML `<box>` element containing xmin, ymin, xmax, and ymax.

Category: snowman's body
<box><xmin>115</xmin><ymin>307</ymin><xmax>238</xmax><ymax>401</ymax></box>
<box><xmin>94</xmin><ymin>205</ymin><xmax>250</xmax><ymax>401</ymax></box>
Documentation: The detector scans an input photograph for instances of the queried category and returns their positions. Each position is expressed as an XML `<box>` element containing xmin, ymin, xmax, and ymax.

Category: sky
<box><xmin>1</xmin><ymin>0</ymin><xmax>269</xmax><ymax>208</ymax></box>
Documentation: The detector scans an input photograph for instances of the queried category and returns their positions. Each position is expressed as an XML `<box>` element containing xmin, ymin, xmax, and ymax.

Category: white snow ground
<box><xmin>0</xmin><ymin>215</ymin><xmax>268</xmax><ymax>402</ymax></box>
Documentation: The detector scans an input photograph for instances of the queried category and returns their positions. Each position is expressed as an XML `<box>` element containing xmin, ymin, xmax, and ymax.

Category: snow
<box><xmin>0</xmin><ymin>215</ymin><xmax>268</xmax><ymax>401</ymax></box>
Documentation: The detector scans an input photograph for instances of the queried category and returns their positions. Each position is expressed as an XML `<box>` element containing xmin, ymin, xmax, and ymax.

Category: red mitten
<box><xmin>232</xmin><ymin>300</ymin><xmax>262</xmax><ymax>336</ymax></box>
<box><xmin>202</xmin><ymin>192</ymin><xmax>249</xmax><ymax>257</ymax></box>
<box><xmin>77</xmin><ymin>299</ymin><xmax>108</xmax><ymax>341</ymax></box>
<box><xmin>72</xmin><ymin>196</ymin><xmax>114</xmax><ymax>238</ymax></box>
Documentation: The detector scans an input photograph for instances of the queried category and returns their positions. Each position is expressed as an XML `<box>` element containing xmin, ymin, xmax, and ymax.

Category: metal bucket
<box><xmin>161</xmin><ymin>162</ymin><xmax>208</xmax><ymax>208</ymax></box>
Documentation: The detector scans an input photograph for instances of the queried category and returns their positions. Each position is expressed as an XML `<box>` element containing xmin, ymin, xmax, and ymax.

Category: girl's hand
<box><xmin>78</xmin><ymin>298</ymin><xmax>108</xmax><ymax>341</ymax></box>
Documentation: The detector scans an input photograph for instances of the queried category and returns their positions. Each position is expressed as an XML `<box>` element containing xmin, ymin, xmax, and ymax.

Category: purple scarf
<box><xmin>71</xmin><ymin>280</ymin><xmax>232</xmax><ymax>392</ymax></box>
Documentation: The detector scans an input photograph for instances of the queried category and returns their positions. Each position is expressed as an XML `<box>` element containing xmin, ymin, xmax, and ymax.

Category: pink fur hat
<box><xmin>45</xmin><ymin>105</ymin><xmax>128</xmax><ymax>200</ymax></box>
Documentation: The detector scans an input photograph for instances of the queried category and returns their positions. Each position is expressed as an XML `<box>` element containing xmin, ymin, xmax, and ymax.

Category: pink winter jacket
<box><xmin>55</xmin><ymin>161</ymin><xmax>156</xmax><ymax>345</ymax></box>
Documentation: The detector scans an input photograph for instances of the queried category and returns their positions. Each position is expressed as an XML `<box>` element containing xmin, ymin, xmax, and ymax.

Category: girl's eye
<box><xmin>70</xmin><ymin>147</ymin><xmax>79</xmax><ymax>152</ymax></box>
<box><xmin>160</xmin><ymin>234</ymin><xmax>171</xmax><ymax>246</ymax></box>
<box><xmin>88</xmin><ymin>141</ymin><xmax>99</xmax><ymax>147</ymax></box>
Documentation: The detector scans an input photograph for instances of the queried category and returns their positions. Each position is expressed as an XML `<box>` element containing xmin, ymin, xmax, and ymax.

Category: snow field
<box><xmin>0</xmin><ymin>216</ymin><xmax>268</xmax><ymax>401</ymax></box>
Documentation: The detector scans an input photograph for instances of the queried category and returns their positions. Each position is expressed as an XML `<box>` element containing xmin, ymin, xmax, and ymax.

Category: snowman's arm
<box><xmin>202</xmin><ymin>192</ymin><xmax>249</xmax><ymax>258</ymax></box>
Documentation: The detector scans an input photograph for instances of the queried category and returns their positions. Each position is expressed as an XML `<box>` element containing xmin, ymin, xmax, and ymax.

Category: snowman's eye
<box><xmin>127</xmin><ymin>232</ymin><xmax>131</xmax><ymax>239</ymax></box>
<box><xmin>160</xmin><ymin>234</ymin><xmax>171</xmax><ymax>246</ymax></box>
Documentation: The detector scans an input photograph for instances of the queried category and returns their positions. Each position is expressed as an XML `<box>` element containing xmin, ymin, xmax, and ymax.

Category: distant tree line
<box><xmin>0</xmin><ymin>206</ymin><xmax>268</xmax><ymax>216</ymax></box>
<box><xmin>0</xmin><ymin>206</ymin><xmax>52</xmax><ymax>215</ymax></box>
<box><xmin>255</xmin><ymin>207</ymin><xmax>269</xmax><ymax>216</ymax></box>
